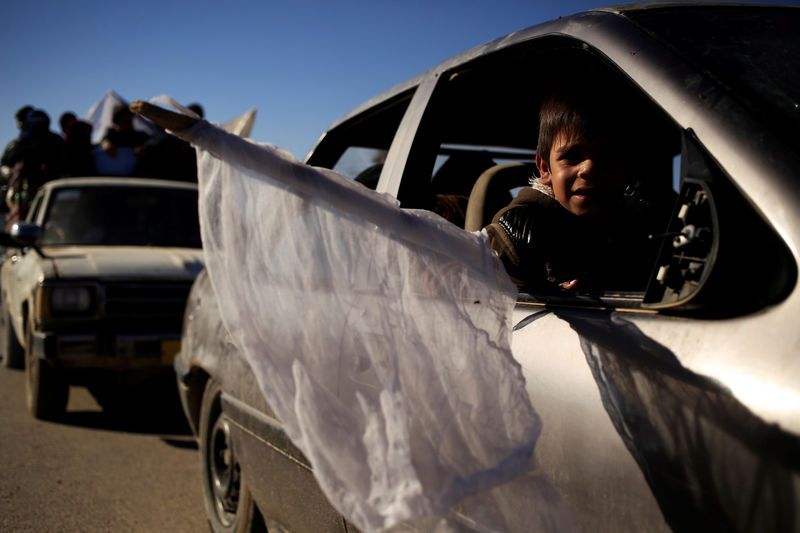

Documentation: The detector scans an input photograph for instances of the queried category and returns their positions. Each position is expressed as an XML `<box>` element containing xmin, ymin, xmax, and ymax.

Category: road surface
<box><xmin>0</xmin><ymin>360</ymin><xmax>209</xmax><ymax>532</ymax></box>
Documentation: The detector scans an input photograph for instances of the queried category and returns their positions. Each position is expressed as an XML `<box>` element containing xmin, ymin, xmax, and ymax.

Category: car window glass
<box><xmin>672</xmin><ymin>154</ymin><xmax>681</xmax><ymax>193</ymax></box>
<box><xmin>331</xmin><ymin>147</ymin><xmax>387</xmax><ymax>189</ymax></box>
<box><xmin>26</xmin><ymin>192</ymin><xmax>44</xmax><ymax>223</ymax></box>
<box><xmin>305</xmin><ymin>90</ymin><xmax>414</xmax><ymax>187</ymax></box>
<box><xmin>40</xmin><ymin>186</ymin><xmax>201</xmax><ymax>248</ymax></box>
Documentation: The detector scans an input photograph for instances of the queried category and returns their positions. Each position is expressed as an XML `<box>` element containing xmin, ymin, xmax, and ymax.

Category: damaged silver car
<box><xmin>174</xmin><ymin>3</ymin><xmax>800</xmax><ymax>532</ymax></box>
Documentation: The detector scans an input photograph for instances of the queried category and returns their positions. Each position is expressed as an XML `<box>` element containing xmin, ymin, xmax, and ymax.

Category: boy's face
<box><xmin>536</xmin><ymin>130</ymin><xmax>629</xmax><ymax>217</ymax></box>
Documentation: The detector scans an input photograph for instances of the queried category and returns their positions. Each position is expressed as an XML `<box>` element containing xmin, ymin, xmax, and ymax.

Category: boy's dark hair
<box><xmin>536</xmin><ymin>85</ymin><xmax>632</xmax><ymax>163</ymax></box>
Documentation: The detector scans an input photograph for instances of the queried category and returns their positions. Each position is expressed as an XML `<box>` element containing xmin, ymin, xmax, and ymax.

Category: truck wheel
<box><xmin>24</xmin><ymin>318</ymin><xmax>68</xmax><ymax>420</ymax></box>
<box><xmin>3</xmin><ymin>308</ymin><xmax>25</xmax><ymax>369</ymax></box>
<box><xmin>199</xmin><ymin>379</ymin><xmax>266</xmax><ymax>533</ymax></box>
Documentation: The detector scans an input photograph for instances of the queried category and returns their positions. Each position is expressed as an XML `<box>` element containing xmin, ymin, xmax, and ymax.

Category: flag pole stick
<box><xmin>130</xmin><ymin>100</ymin><xmax>198</xmax><ymax>132</ymax></box>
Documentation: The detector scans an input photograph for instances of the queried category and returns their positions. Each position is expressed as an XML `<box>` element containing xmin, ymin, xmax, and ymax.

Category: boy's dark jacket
<box><xmin>485</xmin><ymin>186</ymin><xmax>666</xmax><ymax>292</ymax></box>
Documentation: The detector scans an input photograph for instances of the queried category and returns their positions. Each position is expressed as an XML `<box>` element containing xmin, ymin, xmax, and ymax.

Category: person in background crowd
<box><xmin>59</xmin><ymin>111</ymin><xmax>77</xmax><ymax>139</ymax></box>
<box><xmin>187</xmin><ymin>103</ymin><xmax>204</xmax><ymax>118</ymax></box>
<box><xmin>1</xmin><ymin>106</ymin><xmax>34</xmax><ymax>219</ymax></box>
<box><xmin>3</xmin><ymin>109</ymin><xmax>69</xmax><ymax>229</ymax></box>
<box><xmin>138</xmin><ymin>102</ymin><xmax>203</xmax><ymax>182</ymax></box>
<box><xmin>59</xmin><ymin>111</ymin><xmax>96</xmax><ymax>177</ymax></box>
<box><xmin>93</xmin><ymin>105</ymin><xmax>150</xmax><ymax>176</ymax></box>
<box><xmin>1</xmin><ymin>106</ymin><xmax>34</xmax><ymax>176</ymax></box>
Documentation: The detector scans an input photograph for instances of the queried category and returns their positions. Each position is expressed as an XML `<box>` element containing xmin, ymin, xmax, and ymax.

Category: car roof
<box><xmin>41</xmin><ymin>177</ymin><xmax>198</xmax><ymax>191</ymax></box>
<box><xmin>309</xmin><ymin>1</ymin><xmax>792</xmax><ymax>155</ymax></box>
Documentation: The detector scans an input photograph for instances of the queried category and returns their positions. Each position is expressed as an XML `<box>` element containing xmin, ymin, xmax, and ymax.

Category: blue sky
<box><xmin>1</xmin><ymin>0</ymin><xmax>797</xmax><ymax>160</ymax></box>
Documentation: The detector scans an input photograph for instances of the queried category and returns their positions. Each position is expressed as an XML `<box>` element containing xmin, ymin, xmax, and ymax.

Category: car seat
<box><xmin>464</xmin><ymin>162</ymin><xmax>533</xmax><ymax>231</ymax></box>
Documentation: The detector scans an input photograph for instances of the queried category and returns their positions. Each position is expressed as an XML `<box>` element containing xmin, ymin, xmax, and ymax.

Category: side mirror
<box><xmin>642</xmin><ymin>131</ymin><xmax>796</xmax><ymax>317</ymax></box>
<box><xmin>5</xmin><ymin>222</ymin><xmax>47</xmax><ymax>258</ymax></box>
<box><xmin>10</xmin><ymin>222</ymin><xmax>42</xmax><ymax>245</ymax></box>
<box><xmin>642</xmin><ymin>179</ymin><xmax>716</xmax><ymax>309</ymax></box>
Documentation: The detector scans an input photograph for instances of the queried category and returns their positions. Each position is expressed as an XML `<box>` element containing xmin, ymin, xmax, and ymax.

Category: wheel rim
<box><xmin>209</xmin><ymin>414</ymin><xmax>241</xmax><ymax>524</ymax></box>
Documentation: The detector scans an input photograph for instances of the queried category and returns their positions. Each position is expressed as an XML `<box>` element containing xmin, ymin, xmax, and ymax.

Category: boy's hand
<box><xmin>559</xmin><ymin>279</ymin><xmax>579</xmax><ymax>290</ymax></box>
<box><xmin>545</xmin><ymin>261</ymin><xmax>580</xmax><ymax>290</ymax></box>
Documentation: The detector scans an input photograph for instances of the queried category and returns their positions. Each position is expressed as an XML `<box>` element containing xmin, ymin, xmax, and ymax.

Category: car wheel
<box><xmin>3</xmin><ymin>308</ymin><xmax>25</xmax><ymax>369</ymax></box>
<box><xmin>24</xmin><ymin>317</ymin><xmax>68</xmax><ymax>420</ymax></box>
<box><xmin>199</xmin><ymin>378</ymin><xmax>266</xmax><ymax>533</ymax></box>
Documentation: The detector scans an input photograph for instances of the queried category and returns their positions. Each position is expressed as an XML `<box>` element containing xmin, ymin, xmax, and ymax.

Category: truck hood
<box><xmin>44</xmin><ymin>246</ymin><xmax>205</xmax><ymax>281</ymax></box>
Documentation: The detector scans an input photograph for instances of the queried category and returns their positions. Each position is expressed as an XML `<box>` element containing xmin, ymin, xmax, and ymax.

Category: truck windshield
<box><xmin>40</xmin><ymin>186</ymin><xmax>201</xmax><ymax>248</ymax></box>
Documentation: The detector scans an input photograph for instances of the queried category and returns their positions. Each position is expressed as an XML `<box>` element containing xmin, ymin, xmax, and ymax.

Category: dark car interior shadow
<box><xmin>553</xmin><ymin>309</ymin><xmax>800</xmax><ymax>533</ymax></box>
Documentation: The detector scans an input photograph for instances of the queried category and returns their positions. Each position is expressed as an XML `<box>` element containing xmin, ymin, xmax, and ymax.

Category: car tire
<box><xmin>199</xmin><ymin>378</ymin><xmax>266</xmax><ymax>533</ymax></box>
<box><xmin>3</xmin><ymin>308</ymin><xmax>25</xmax><ymax>369</ymax></box>
<box><xmin>24</xmin><ymin>316</ymin><xmax>68</xmax><ymax>420</ymax></box>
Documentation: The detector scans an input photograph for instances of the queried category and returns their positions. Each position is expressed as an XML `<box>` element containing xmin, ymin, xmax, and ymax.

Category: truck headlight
<box><xmin>50</xmin><ymin>287</ymin><xmax>94</xmax><ymax>314</ymax></box>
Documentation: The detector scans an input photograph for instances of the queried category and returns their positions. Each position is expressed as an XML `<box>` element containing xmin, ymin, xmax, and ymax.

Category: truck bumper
<box><xmin>35</xmin><ymin>330</ymin><xmax>181</xmax><ymax>382</ymax></box>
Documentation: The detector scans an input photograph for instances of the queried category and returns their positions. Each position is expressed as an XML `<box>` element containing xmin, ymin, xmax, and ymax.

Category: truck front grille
<box><xmin>102</xmin><ymin>282</ymin><xmax>193</xmax><ymax>333</ymax></box>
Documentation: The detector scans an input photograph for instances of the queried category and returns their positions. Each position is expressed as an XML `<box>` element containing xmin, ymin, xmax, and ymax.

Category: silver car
<box><xmin>174</xmin><ymin>3</ymin><xmax>800</xmax><ymax>532</ymax></box>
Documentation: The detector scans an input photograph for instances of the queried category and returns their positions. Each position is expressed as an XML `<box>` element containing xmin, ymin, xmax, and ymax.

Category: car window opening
<box><xmin>398</xmin><ymin>38</ymin><xmax>682</xmax><ymax>306</ymax></box>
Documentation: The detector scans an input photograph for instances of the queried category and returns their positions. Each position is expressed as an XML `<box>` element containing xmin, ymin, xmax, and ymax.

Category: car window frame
<box><xmin>394</xmin><ymin>35</ymin><xmax>683</xmax><ymax>311</ymax></box>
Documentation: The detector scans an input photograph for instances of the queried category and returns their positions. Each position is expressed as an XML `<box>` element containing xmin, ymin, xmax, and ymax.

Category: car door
<box><xmin>507</xmin><ymin>130</ymin><xmax>797</xmax><ymax>532</ymax></box>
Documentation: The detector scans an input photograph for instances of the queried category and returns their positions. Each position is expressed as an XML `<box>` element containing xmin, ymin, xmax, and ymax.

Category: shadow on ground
<box><xmin>60</xmin><ymin>381</ymin><xmax>197</xmax><ymax>448</ymax></box>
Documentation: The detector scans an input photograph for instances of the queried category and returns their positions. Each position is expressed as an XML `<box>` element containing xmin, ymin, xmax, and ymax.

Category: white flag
<box><xmin>172</xmin><ymin>109</ymin><xmax>548</xmax><ymax>532</ymax></box>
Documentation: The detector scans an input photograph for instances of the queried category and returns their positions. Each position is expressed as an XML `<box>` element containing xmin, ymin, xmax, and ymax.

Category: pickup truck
<box><xmin>1</xmin><ymin>176</ymin><xmax>204</xmax><ymax>420</ymax></box>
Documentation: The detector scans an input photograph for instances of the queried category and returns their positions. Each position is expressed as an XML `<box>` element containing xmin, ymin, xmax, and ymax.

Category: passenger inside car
<box><xmin>484</xmin><ymin>85</ymin><xmax>672</xmax><ymax>292</ymax></box>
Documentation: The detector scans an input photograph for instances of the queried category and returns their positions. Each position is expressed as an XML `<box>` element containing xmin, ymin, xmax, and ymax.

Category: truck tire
<box><xmin>3</xmin><ymin>308</ymin><xmax>25</xmax><ymax>369</ymax></box>
<box><xmin>24</xmin><ymin>317</ymin><xmax>68</xmax><ymax>420</ymax></box>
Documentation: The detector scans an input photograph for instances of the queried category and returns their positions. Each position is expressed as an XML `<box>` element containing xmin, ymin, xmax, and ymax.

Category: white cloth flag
<box><xmin>169</xmin><ymin>104</ymin><xmax>545</xmax><ymax>531</ymax></box>
<box><xmin>85</xmin><ymin>90</ymin><xmax>157</xmax><ymax>143</ymax></box>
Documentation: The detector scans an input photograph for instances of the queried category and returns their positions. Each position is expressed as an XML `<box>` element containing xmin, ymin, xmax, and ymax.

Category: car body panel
<box><xmin>509</xmin><ymin>308</ymin><xmax>669</xmax><ymax>531</ymax></box>
<box><xmin>44</xmin><ymin>246</ymin><xmax>204</xmax><ymax>280</ymax></box>
<box><xmin>225</xmin><ymin>394</ymin><xmax>349</xmax><ymax>533</ymax></box>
